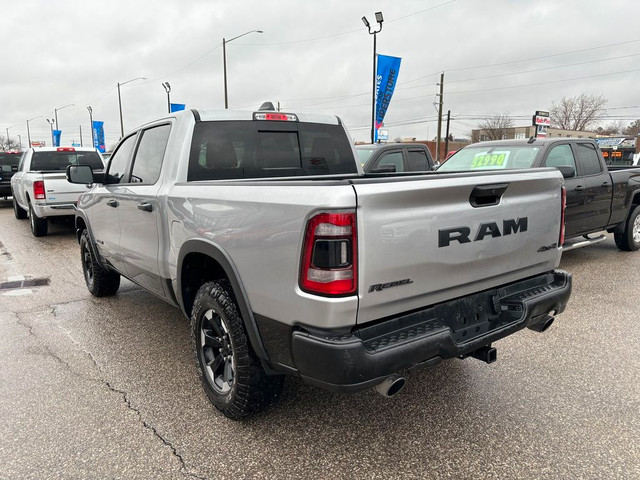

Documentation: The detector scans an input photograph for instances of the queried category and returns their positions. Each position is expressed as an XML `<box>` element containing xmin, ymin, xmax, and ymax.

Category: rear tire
<box><xmin>29</xmin><ymin>202</ymin><xmax>48</xmax><ymax>237</ymax></box>
<box><xmin>13</xmin><ymin>195</ymin><xmax>27</xmax><ymax>219</ymax></box>
<box><xmin>191</xmin><ymin>281</ymin><xmax>283</xmax><ymax>420</ymax></box>
<box><xmin>80</xmin><ymin>230</ymin><xmax>120</xmax><ymax>296</ymax></box>
<box><xmin>614</xmin><ymin>205</ymin><xmax>640</xmax><ymax>251</ymax></box>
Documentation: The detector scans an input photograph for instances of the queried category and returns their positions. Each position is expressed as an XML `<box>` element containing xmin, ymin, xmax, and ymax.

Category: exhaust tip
<box><xmin>374</xmin><ymin>374</ymin><xmax>406</xmax><ymax>398</ymax></box>
<box><xmin>528</xmin><ymin>316</ymin><xmax>555</xmax><ymax>333</ymax></box>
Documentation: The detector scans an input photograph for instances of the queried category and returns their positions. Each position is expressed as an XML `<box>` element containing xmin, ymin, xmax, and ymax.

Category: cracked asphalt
<box><xmin>1</xmin><ymin>199</ymin><xmax>639</xmax><ymax>479</ymax></box>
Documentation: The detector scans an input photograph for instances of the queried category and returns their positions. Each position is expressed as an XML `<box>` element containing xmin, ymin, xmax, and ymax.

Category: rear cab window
<box><xmin>187</xmin><ymin>121</ymin><xmax>357</xmax><ymax>181</ymax></box>
<box><xmin>0</xmin><ymin>152</ymin><xmax>21</xmax><ymax>174</ymax></box>
<box><xmin>30</xmin><ymin>150</ymin><xmax>103</xmax><ymax>171</ymax></box>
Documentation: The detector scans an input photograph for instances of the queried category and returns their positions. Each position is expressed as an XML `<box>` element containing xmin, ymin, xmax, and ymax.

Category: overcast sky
<box><xmin>2</xmin><ymin>0</ymin><xmax>639</xmax><ymax>148</ymax></box>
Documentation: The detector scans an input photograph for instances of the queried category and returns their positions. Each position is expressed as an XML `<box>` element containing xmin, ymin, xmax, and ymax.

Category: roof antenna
<box><xmin>527</xmin><ymin>136</ymin><xmax>536</xmax><ymax>144</ymax></box>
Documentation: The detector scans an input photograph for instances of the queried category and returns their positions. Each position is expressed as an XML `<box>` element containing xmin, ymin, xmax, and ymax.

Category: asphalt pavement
<box><xmin>0</xmin><ymin>198</ymin><xmax>638</xmax><ymax>479</ymax></box>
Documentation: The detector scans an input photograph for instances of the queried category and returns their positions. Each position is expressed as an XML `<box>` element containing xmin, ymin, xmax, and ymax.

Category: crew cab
<box><xmin>67</xmin><ymin>107</ymin><xmax>572</xmax><ymax>419</ymax></box>
<box><xmin>11</xmin><ymin>147</ymin><xmax>105</xmax><ymax>236</ymax></box>
<box><xmin>0</xmin><ymin>151</ymin><xmax>22</xmax><ymax>198</ymax></box>
<box><xmin>355</xmin><ymin>142</ymin><xmax>436</xmax><ymax>173</ymax></box>
<box><xmin>438</xmin><ymin>138</ymin><xmax>640</xmax><ymax>251</ymax></box>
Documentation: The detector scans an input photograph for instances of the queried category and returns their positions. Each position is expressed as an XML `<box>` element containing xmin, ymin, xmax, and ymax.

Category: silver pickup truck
<box><xmin>67</xmin><ymin>107</ymin><xmax>572</xmax><ymax>419</ymax></box>
<box><xmin>11</xmin><ymin>147</ymin><xmax>104</xmax><ymax>236</ymax></box>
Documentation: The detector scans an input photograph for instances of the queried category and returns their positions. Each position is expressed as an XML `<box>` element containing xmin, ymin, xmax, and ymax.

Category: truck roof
<box><xmin>471</xmin><ymin>137</ymin><xmax>597</xmax><ymax>148</ymax></box>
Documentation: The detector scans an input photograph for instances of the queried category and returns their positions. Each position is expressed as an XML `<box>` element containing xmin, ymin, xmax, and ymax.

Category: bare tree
<box><xmin>476</xmin><ymin>114</ymin><xmax>515</xmax><ymax>141</ymax></box>
<box><xmin>550</xmin><ymin>93</ymin><xmax>607</xmax><ymax>131</ymax></box>
<box><xmin>596</xmin><ymin>121</ymin><xmax>624</xmax><ymax>136</ymax></box>
<box><xmin>623</xmin><ymin>120</ymin><xmax>640</xmax><ymax>137</ymax></box>
<box><xmin>0</xmin><ymin>136</ymin><xmax>20</xmax><ymax>151</ymax></box>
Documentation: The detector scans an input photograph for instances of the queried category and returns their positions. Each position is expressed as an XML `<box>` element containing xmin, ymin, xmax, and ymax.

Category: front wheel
<box><xmin>191</xmin><ymin>281</ymin><xmax>283</xmax><ymax>420</ymax></box>
<box><xmin>614</xmin><ymin>205</ymin><xmax>640</xmax><ymax>251</ymax></box>
<box><xmin>80</xmin><ymin>230</ymin><xmax>120</xmax><ymax>296</ymax></box>
<box><xmin>29</xmin><ymin>203</ymin><xmax>48</xmax><ymax>237</ymax></box>
<box><xmin>13</xmin><ymin>195</ymin><xmax>27</xmax><ymax>219</ymax></box>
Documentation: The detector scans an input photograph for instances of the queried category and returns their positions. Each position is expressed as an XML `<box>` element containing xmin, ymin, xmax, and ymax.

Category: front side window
<box><xmin>544</xmin><ymin>144</ymin><xmax>576</xmax><ymax>177</ymax></box>
<box><xmin>106</xmin><ymin>134</ymin><xmax>137</xmax><ymax>184</ymax></box>
<box><xmin>130</xmin><ymin>125</ymin><xmax>171</xmax><ymax>184</ymax></box>
<box><xmin>575</xmin><ymin>143</ymin><xmax>603</xmax><ymax>176</ymax></box>
<box><xmin>376</xmin><ymin>151</ymin><xmax>404</xmax><ymax>172</ymax></box>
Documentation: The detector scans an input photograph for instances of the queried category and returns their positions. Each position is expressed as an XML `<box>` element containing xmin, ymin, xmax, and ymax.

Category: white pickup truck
<box><xmin>11</xmin><ymin>147</ymin><xmax>105</xmax><ymax>236</ymax></box>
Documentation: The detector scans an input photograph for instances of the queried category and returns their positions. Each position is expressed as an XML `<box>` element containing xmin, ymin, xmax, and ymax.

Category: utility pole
<box><xmin>79</xmin><ymin>125</ymin><xmax>83</xmax><ymax>147</ymax></box>
<box><xmin>444</xmin><ymin>110</ymin><xmax>451</xmax><ymax>160</ymax></box>
<box><xmin>435</xmin><ymin>72</ymin><xmax>444</xmax><ymax>163</ymax></box>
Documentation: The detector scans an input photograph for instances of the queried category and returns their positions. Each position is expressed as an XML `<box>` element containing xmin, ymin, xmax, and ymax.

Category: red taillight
<box><xmin>300</xmin><ymin>211</ymin><xmax>357</xmax><ymax>296</ymax></box>
<box><xmin>33</xmin><ymin>180</ymin><xmax>46</xmax><ymax>200</ymax></box>
<box><xmin>559</xmin><ymin>186</ymin><xmax>566</xmax><ymax>246</ymax></box>
<box><xmin>57</xmin><ymin>147</ymin><xmax>75</xmax><ymax>152</ymax></box>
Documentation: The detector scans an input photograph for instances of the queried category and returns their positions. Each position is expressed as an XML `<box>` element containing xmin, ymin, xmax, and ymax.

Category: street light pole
<box><xmin>54</xmin><ymin>103</ymin><xmax>75</xmax><ymax>130</ymax></box>
<box><xmin>162</xmin><ymin>82</ymin><xmax>171</xmax><ymax>113</ymax></box>
<box><xmin>362</xmin><ymin>12</ymin><xmax>383</xmax><ymax>144</ymax></box>
<box><xmin>117</xmin><ymin>77</ymin><xmax>146</xmax><ymax>138</ymax></box>
<box><xmin>87</xmin><ymin>106</ymin><xmax>93</xmax><ymax>148</ymax></box>
<box><xmin>222</xmin><ymin>29</ymin><xmax>263</xmax><ymax>109</ymax></box>
<box><xmin>46</xmin><ymin>119</ymin><xmax>55</xmax><ymax>146</ymax></box>
<box><xmin>5</xmin><ymin>124</ymin><xmax>18</xmax><ymax>149</ymax></box>
<box><xmin>26</xmin><ymin>115</ymin><xmax>43</xmax><ymax>147</ymax></box>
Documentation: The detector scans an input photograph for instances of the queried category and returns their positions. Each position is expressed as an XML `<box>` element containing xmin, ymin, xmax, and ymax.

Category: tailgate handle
<box><xmin>469</xmin><ymin>183</ymin><xmax>509</xmax><ymax>207</ymax></box>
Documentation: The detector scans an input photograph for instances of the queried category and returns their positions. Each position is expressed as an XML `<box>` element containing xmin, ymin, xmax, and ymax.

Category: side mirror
<box><xmin>431</xmin><ymin>161</ymin><xmax>440</xmax><ymax>170</ymax></box>
<box><xmin>556</xmin><ymin>165</ymin><xmax>576</xmax><ymax>179</ymax></box>
<box><xmin>371</xmin><ymin>164</ymin><xmax>397</xmax><ymax>173</ymax></box>
<box><xmin>67</xmin><ymin>164</ymin><xmax>94</xmax><ymax>184</ymax></box>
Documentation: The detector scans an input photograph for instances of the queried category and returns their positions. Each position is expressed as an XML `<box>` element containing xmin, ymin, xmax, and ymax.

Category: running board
<box><xmin>562</xmin><ymin>234</ymin><xmax>607</xmax><ymax>252</ymax></box>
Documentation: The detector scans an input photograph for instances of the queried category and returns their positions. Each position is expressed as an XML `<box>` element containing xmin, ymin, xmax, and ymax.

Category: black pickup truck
<box><xmin>438</xmin><ymin>137</ymin><xmax>640</xmax><ymax>251</ymax></box>
<box><xmin>355</xmin><ymin>143</ymin><xmax>436</xmax><ymax>173</ymax></box>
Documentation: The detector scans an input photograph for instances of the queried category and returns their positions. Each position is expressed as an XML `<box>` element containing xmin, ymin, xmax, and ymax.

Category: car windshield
<box><xmin>356</xmin><ymin>147</ymin><xmax>375</xmax><ymax>167</ymax></box>
<box><xmin>438</xmin><ymin>145</ymin><xmax>540</xmax><ymax>171</ymax></box>
<box><xmin>30</xmin><ymin>151</ymin><xmax>103</xmax><ymax>171</ymax></box>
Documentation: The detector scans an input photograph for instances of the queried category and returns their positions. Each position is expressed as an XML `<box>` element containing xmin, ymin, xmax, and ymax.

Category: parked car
<box><xmin>67</xmin><ymin>107</ymin><xmax>571</xmax><ymax>419</ymax></box>
<box><xmin>356</xmin><ymin>143</ymin><xmax>436</xmax><ymax>173</ymax></box>
<box><xmin>0</xmin><ymin>150</ymin><xmax>22</xmax><ymax>198</ymax></box>
<box><xmin>11</xmin><ymin>147</ymin><xmax>105</xmax><ymax>236</ymax></box>
<box><xmin>438</xmin><ymin>138</ymin><xmax>640</xmax><ymax>250</ymax></box>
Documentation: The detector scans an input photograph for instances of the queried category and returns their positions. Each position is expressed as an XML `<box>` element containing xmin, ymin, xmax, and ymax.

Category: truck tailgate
<box><xmin>352</xmin><ymin>169</ymin><xmax>564</xmax><ymax>325</ymax></box>
<box><xmin>37</xmin><ymin>172</ymin><xmax>90</xmax><ymax>204</ymax></box>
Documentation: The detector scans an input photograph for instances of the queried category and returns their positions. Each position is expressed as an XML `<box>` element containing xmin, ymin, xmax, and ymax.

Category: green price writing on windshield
<box><xmin>471</xmin><ymin>153</ymin><xmax>507</xmax><ymax>169</ymax></box>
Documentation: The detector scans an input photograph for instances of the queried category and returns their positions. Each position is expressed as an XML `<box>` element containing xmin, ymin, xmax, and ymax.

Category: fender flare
<box><xmin>74</xmin><ymin>211</ymin><xmax>109</xmax><ymax>271</ymax></box>
<box><xmin>177</xmin><ymin>239</ymin><xmax>269</xmax><ymax>361</ymax></box>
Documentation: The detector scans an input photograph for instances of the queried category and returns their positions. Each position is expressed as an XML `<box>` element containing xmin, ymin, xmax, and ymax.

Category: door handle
<box><xmin>574</xmin><ymin>186</ymin><xmax>584</xmax><ymax>192</ymax></box>
<box><xmin>137</xmin><ymin>202</ymin><xmax>153</xmax><ymax>212</ymax></box>
<box><xmin>106</xmin><ymin>199</ymin><xmax>119</xmax><ymax>208</ymax></box>
<box><xmin>602</xmin><ymin>181</ymin><xmax>610</xmax><ymax>187</ymax></box>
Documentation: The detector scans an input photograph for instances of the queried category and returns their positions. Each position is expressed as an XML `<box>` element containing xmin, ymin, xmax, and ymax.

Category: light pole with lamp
<box><xmin>362</xmin><ymin>12</ymin><xmax>383</xmax><ymax>144</ymax></box>
<box><xmin>87</xmin><ymin>106</ymin><xmax>93</xmax><ymax>148</ymax></box>
<box><xmin>162</xmin><ymin>82</ymin><xmax>171</xmax><ymax>113</ymax></box>
<box><xmin>5</xmin><ymin>124</ymin><xmax>19</xmax><ymax>149</ymax></box>
<box><xmin>117</xmin><ymin>77</ymin><xmax>146</xmax><ymax>138</ymax></box>
<box><xmin>26</xmin><ymin>115</ymin><xmax>42</xmax><ymax>147</ymax></box>
<box><xmin>223</xmin><ymin>29</ymin><xmax>263</xmax><ymax>109</ymax></box>
<box><xmin>54</xmin><ymin>104</ymin><xmax>75</xmax><ymax>130</ymax></box>
<box><xmin>46</xmin><ymin>119</ymin><xmax>55</xmax><ymax>146</ymax></box>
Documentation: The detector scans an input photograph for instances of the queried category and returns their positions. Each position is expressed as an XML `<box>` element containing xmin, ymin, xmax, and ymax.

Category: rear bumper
<box><xmin>291</xmin><ymin>270</ymin><xmax>571</xmax><ymax>392</ymax></box>
<box><xmin>32</xmin><ymin>202</ymin><xmax>77</xmax><ymax>218</ymax></box>
<box><xmin>0</xmin><ymin>182</ymin><xmax>11</xmax><ymax>197</ymax></box>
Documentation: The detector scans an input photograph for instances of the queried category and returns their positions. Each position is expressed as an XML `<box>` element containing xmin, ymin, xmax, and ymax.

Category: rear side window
<box><xmin>130</xmin><ymin>124</ymin><xmax>171</xmax><ymax>184</ymax></box>
<box><xmin>407</xmin><ymin>149</ymin><xmax>430</xmax><ymax>171</ymax></box>
<box><xmin>575</xmin><ymin>143</ymin><xmax>603</xmax><ymax>176</ymax></box>
<box><xmin>188</xmin><ymin>121</ymin><xmax>357</xmax><ymax>181</ymax></box>
<box><xmin>30</xmin><ymin>151</ymin><xmax>103</xmax><ymax>171</ymax></box>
